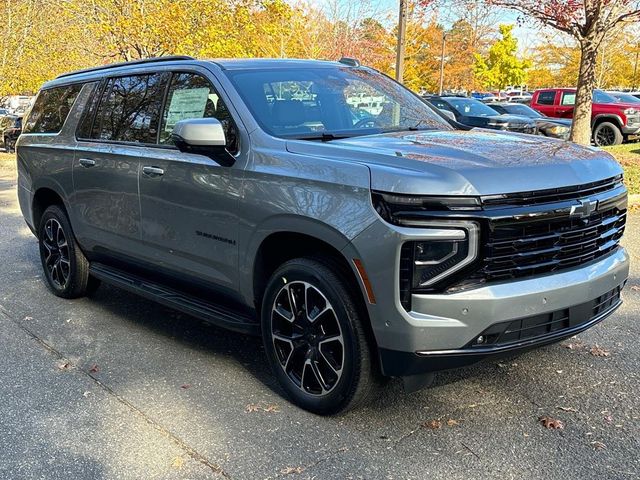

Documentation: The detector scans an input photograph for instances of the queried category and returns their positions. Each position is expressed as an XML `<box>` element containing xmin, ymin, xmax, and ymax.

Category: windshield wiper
<box><xmin>407</xmin><ymin>119</ymin><xmax>436</xmax><ymax>131</ymax></box>
<box><xmin>296</xmin><ymin>133</ymin><xmax>354</xmax><ymax>142</ymax></box>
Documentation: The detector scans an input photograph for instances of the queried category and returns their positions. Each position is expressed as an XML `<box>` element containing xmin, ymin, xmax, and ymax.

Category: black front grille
<box><xmin>467</xmin><ymin>284</ymin><xmax>623</xmax><ymax>348</ymax></box>
<box><xmin>473</xmin><ymin>205</ymin><xmax>626</xmax><ymax>282</ymax></box>
<box><xmin>481</xmin><ymin>175</ymin><xmax>622</xmax><ymax>208</ymax></box>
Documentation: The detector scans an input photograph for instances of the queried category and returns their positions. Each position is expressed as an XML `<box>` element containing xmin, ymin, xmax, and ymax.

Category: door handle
<box><xmin>142</xmin><ymin>166</ymin><xmax>164</xmax><ymax>177</ymax></box>
<box><xmin>78</xmin><ymin>158</ymin><xmax>96</xmax><ymax>168</ymax></box>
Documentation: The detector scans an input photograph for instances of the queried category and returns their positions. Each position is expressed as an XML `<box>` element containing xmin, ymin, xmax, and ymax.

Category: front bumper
<box><xmin>622</xmin><ymin>117</ymin><xmax>640</xmax><ymax>134</ymax></box>
<box><xmin>380</xmin><ymin>285</ymin><xmax>623</xmax><ymax>376</ymax></box>
<box><xmin>351</xmin><ymin>216</ymin><xmax>629</xmax><ymax>377</ymax></box>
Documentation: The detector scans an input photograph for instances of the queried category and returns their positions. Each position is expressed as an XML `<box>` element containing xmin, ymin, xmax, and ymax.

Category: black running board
<box><xmin>89</xmin><ymin>263</ymin><xmax>259</xmax><ymax>335</ymax></box>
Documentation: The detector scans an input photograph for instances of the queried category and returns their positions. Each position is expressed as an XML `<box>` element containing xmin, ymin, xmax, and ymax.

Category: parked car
<box><xmin>425</xmin><ymin>95</ymin><xmax>537</xmax><ymax>134</ymax></box>
<box><xmin>18</xmin><ymin>57</ymin><xmax>628</xmax><ymax>414</ymax></box>
<box><xmin>0</xmin><ymin>114</ymin><xmax>22</xmax><ymax>152</ymax></box>
<box><xmin>488</xmin><ymin>102</ymin><xmax>571</xmax><ymax>139</ymax></box>
<box><xmin>530</xmin><ymin>88</ymin><xmax>640</xmax><ymax>146</ymax></box>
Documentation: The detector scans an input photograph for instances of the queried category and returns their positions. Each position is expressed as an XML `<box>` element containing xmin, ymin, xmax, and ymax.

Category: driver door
<box><xmin>138</xmin><ymin>70</ymin><xmax>242</xmax><ymax>292</ymax></box>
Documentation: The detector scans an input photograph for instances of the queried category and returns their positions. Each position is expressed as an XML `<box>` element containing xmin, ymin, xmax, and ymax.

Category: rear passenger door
<box><xmin>137</xmin><ymin>70</ymin><xmax>242</xmax><ymax>293</ymax></box>
<box><xmin>73</xmin><ymin>72</ymin><xmax>169</xmax><ymax>257</ymax></box>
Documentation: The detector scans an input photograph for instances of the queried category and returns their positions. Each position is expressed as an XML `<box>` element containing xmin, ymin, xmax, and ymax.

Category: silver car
<box><xmin>16</xmin><ymin>56</ymin><xmax>629</xmax><ymax>414</ymax></box>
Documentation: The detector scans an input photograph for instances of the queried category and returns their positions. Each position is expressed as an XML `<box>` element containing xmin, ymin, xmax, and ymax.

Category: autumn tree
<box><xmin>474</xmin><ymin>24</ymin><xmax>530</xmax><ymax>90</ymax></box>
<box><xmin>490</xmin><ymin>0</ymin><xmax>640</xmax><ymax>145</ymax></box>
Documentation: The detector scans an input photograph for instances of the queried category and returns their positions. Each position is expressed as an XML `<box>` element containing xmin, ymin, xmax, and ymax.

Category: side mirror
<box><xmin>439</xmin><ymin>109</ymin><xmax>456</xmax><ymax>122</ymax></box>
<box><xmin>171</xmin><ymin>118</ymin><xmax>235</xmax><ymax>167</ymax></box>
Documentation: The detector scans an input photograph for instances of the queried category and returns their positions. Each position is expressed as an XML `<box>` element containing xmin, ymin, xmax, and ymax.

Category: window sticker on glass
<box><xmin>164</xmin><ymin>87</ymin><xmax>211</xmax><ymax>132</ymax></box>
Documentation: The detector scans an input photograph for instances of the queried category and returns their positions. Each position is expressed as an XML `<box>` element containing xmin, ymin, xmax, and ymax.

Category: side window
<box><xmin>75</xmin><ymin>81</ymin><xmax>102</xmax><ymax>139</ymax></box>
<box><xmin>561</xmin><ymin>92</ymin><xmax>576</xmax><ymax>105</ymax></box>
<box><xmin>23</xmin><ymin>84</ymin><xmax>83</xmax><ymax>134</ymax></box>
<box><xmin>536</xmin><ymin>91</ymin><xmax>556</xmax><ymax>106</ymax></box>
<box><xmin>160</xmin><ymin>72</ymin><xmax>238</xmax><ymax>153</ymax></box>
<box><xmin>91</xmin><ymin>73</ymin><xmax>167</xmax><ymax>144</ymax></box>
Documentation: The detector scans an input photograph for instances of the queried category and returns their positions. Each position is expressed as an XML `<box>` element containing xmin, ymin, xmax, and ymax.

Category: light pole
<box><xmin>438</xmin><ymin>31</ymin><xmax>447</xmax><ymax>95</ymax></box>
<box><xmin>395</xmin><ymin>0</ymin><xmax>407</xmax><ymax>83</ymax></box>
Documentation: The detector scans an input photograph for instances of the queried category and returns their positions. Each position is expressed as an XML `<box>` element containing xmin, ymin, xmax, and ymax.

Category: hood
<box><xmin>535</xmin><ymin>118</ymin><xmax>572</xmax><ymax>127</ymax></box>
<box><xmin>488</xmin><ymin>114</ymin><xmax>534</xmax><ymax>124</ymax></box>
<box><xmin>285</xmin><ymin>129</ymin><xmax>622</xmax><ymax>196</ymax></box>
<box><xmin>596</xmin><ymin>101</ymin><xmax>639</xmax><ymax>111</ymax></box>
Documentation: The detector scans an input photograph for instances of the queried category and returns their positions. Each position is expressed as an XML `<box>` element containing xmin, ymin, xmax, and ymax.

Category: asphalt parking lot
<box><xmin>0</xmin><ymin>160</ymin><xmax>638</xmax><ymax>480</ymax></box>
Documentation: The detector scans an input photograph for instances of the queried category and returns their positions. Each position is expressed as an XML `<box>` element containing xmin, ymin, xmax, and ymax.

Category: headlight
<box><xmin>547</xmin><ymin>125</ymin><xmax>570</xmax><ymax>135</ymax></box>
<box><xmin>412</xmin><ymin>237</ymin><xmax>470</xmax><ymax>287</ymax></box>
<box><xmin>400</xmin><ymin>221</ymin><xmax>480</xmax><ymax>291</ymax></box>
<box><xmin>624</xmin><ymin>108</ymin><xmax>637</xmax><ymax>115</ymax></box>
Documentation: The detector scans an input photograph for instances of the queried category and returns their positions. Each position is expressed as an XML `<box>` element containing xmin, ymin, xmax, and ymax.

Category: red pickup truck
<box><xmin>530</xmin><ymin>88</ymin><xmax>640</xmax><ymax>146</ymax></box>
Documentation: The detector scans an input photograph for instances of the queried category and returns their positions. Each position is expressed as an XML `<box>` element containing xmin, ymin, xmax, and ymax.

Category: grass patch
<box><xmin>602</xmin><ymin>143</ymin><xmax>640</xmax><ymax>195</ymax></box>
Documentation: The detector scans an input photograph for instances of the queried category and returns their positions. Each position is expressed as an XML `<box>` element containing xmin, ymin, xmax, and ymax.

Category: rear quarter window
<box><xmin>23</xmin><ymin>84</ymin><xmax>83</xmax><ymax>134</ymax></box>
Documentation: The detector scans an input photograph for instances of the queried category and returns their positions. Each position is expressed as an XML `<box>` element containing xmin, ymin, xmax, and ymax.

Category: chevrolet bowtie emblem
<box><xmin>570</xmin><ymin>199</ymin><xmax>598</xmax><ymax>218</ymax></box>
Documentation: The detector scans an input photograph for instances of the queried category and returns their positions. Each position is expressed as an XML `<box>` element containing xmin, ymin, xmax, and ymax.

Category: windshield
<box><xmin>594</xmin><ymin>90</ymin><xmax>619</xmax><ymax>103</ymax></box>
<box><xmin>443</xmin><ymin>97</ymin><xmax>499</xmax><ymax>117</ymax></box>
<box><xmin>499</xmin><ymin>104</ymin><xmax>542</xmax><ymax>118</ymax></box>
<box><xmin>612</xmin><ymin>92</ymin><xmax>640</xmax><ymax>104</ymax></box>
<box><xmin>225</xmin><ymin>66</ymin><xmax>450</xmax><ymax>139</ymax></box>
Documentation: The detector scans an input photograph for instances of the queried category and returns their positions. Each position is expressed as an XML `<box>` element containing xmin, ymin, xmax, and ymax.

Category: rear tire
<box><xmin>593</xmin><ymin>122</ymin><xmax>623</xmax><ymax>146</ymax></box>
<box><xmin>261</xmin><ymin>257</ymin><xmax>374</xmax><ymax>414</ymax></box>
<box><xmin>38</xmin><ymin>205</ymin><xmax>98</xmax><ymax>298</ymax></box>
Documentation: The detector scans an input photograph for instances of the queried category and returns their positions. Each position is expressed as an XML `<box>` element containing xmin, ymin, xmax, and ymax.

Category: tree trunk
<box><xmin>570</xmin><ymin>41</ymin><xmax>598</xmax><ymax>145</ymax></box>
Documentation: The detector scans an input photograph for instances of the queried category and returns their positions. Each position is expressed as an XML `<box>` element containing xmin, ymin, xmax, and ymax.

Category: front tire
<box><xmin>261</xmin><ymin>257</ymin><xmax>374</xmax><ymax>414</ymax></box>
<box><xmin>38</xmin><ymin>205</ymin><xmax>99</xmax><ymax>298</ymax></box>
<box><xmin>593</xmin><ymin>122</ymin><xmax>623</xmax><ymax>146</ymax></box>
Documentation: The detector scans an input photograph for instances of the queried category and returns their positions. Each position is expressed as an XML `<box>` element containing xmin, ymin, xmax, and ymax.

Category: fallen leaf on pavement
<box><xmin>422</xmin><ymin>420</ymin><xmax>442</xmax><ymax>429</ymax></box>
<box><xmin>245</xmin><ymin>402</ymin><xmax>280</xmax><ymax>413</ymax></box>
<box><xmin>180</xmin><ymin>384</ymin><xmax>191</xmax><ymax>389</ymax></box>
<box><xmin>88</xmin><ymin>364</ymin><xmax>99</xmax><ymax>373</ymax></box>
<box><xmin>591</xmin><ymin>441</ymin><xmax>606</xmax><ymax>450</ymax></box>
<box><xmin>562</xmin><ymin>341</ymin><xmax>584</xmax><ymax>350</ymax></box>
<box><xmin>172</xmin><ymin>456</ymin><xmax>185</xmax><ymax>469</ymax></box>
<box><xmin>590</xmin><ymin>345</ymin><xmax>610</xmax><ymax>357</ymax></box>
<box><xmin>630</xmin><ymin>285</ymin><xmax>640</xmax><ymax>291</ymax></box>
<box><xmin>57</xmin><ymin>362</ymin><xmax>71</xmax><ymax>370</ymax></box>
<box><xmin>539</xmin><ymin>415</ymin><xmax>564</xmax><ymax>430</ymax></box>
<box><xmin>447</xmin><ymin>419</ymin><xmax>460</xmax><ymax>426</ymax></box>
<box><xmin>557</xmin><ymin>406</ymin><xmax>577</xmax><ymax>413</ymax></box>
<box><xmin>281</xmin><ymin>466</ymin><xmax>304</xmax><ymax>475</ymax></box>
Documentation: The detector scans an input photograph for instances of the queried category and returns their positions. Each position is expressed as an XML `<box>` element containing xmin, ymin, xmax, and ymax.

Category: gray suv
<box><xmin>17</xmin><ymin>56</ymin><xmax>629</xmax><ymax>414</ymax></box>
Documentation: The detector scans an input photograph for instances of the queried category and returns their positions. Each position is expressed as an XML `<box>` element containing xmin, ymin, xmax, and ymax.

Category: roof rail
<box><xmin>56</xmin><ymin>55</ymin><xmax>196</xmax><ymax>79</ymax></box>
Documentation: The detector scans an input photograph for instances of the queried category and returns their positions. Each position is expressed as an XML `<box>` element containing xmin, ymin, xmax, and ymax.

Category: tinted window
<box><xmin>499</xmin><ymin>104</ymin><xmax>541</xmax><ymax>117</ymax></box>
<box><xmin>537</xmin><ymin>91</ymin><xmax>556</xmax><ymax>105</ymax></box>
<box><xmin>226</xmin><ymin>67</ymin><xmax>450</xmax><ymax>139</ymax></box>
<box><xmin>160</xmin><ymin>72</ymin><xmax>238</xmax><ymax>152</ymax></box>
<box><xmin>23</xmin><ymin>84</ymin><xmax>82</xmax><ymax>134</ymax></box>
<box><xmin>92</xmin><ymin>73</ymin><xmax>167</xmax><ymax>143</ymax></box>
<box><xmin>444</xmin><ymin>97</ymin><xmax>499</xmax><ymax>117</ymax></box>
<box><xmin>75</xmin><ymin>81</ymin><xmax>102</xmax><ymax>139</ymax></box>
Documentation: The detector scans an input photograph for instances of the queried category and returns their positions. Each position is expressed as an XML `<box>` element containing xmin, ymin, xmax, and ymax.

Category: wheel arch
<box><xmin>31</xmin><ymin>185</ymin><xmax>68</xmax><ymax>235</ymax></box>
<box><xmin>592</xmin><ymin>114</ymin><xmax>623</xmax><ymax>130</ymax></box>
